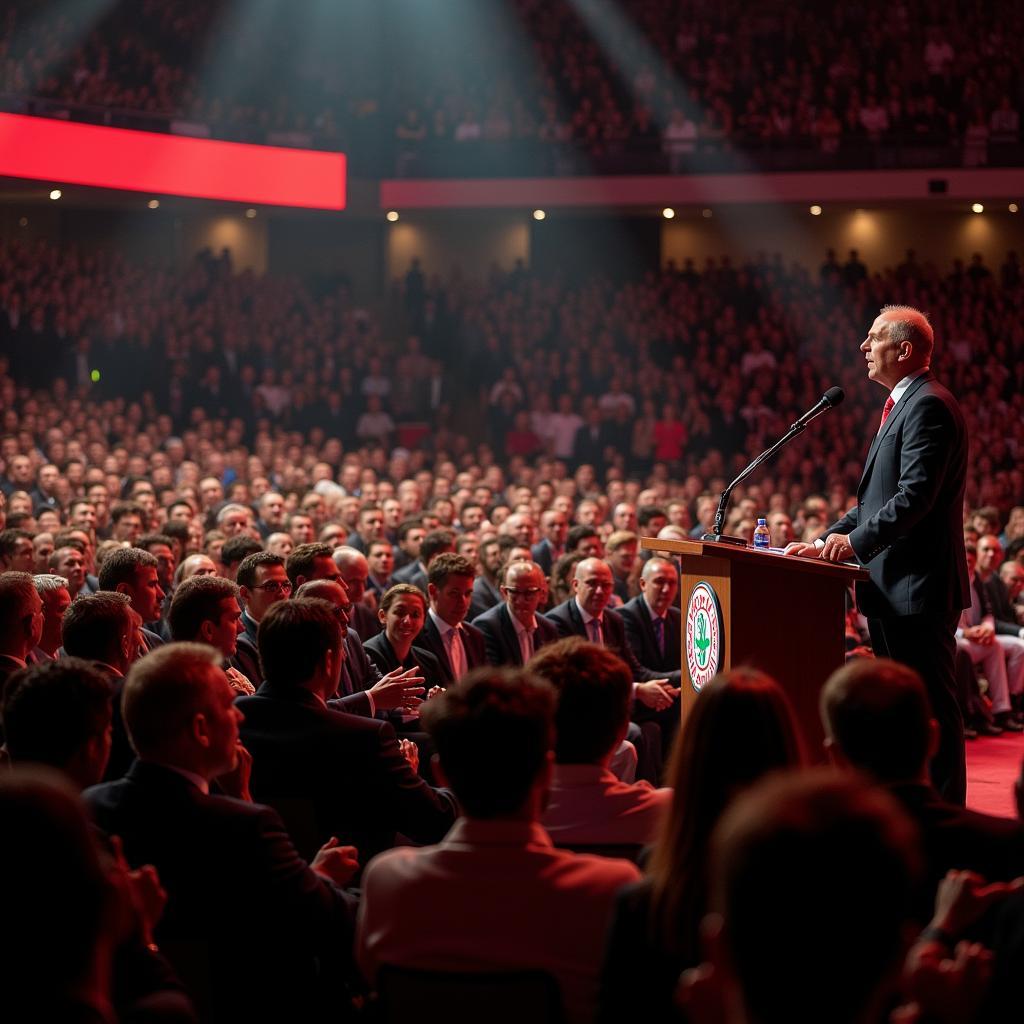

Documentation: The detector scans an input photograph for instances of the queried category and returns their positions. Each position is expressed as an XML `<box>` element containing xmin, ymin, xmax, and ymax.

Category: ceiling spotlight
<box><xmin>533</xmin><ymin>209</ymin><xmax>546</xmax><ymax>221</ymax></box>
<box><xmin>49</xmin><ymin>189</ymin><xmax>62</xmax><ymax>200</ymax></box>
<box><xmin>18</xmin><ymin>217</ymin><xmax>28</xmax><ymax>227</ymax></box>
<box><xmin>662</xmin><ymin>207</ymin><xmax>675</xmax><ymax>219</ymax></box>
<box><xmin>810</xmin><ymin>204</ymin><xmax>822</xmax><ymax>216</ymax></box>
<box><xmin>701</xmin><ymin>208</ymin><xmax>712</xmax><ymax>218</ymax></box>
<box><xmin>971</xmin><ymin>203</ymin><xmax>984</xmax><ymax>214</ymax></box>
<box><xmin>148</xmin><ymin>199</ymin><xmax>160</xmax><ymax>209</ymax></box>
<box><xmin>1010</xmin><ymin>203</ymin><xmax>1019</xmax><ymax>214</ymax></box>
<box><xmin>245</xmin><ymin>208</ymin><xmax>257</xmax><ymax>219</ymax></box>
<box><xmin>386</xmin><ymin>210</ymin><xmax>399</xmax><ymax>222</ymax></box>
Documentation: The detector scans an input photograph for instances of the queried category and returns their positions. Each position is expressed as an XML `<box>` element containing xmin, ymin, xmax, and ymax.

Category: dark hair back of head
<box><xmin>821</xmin><ymin>658</ymin><xmax>931</xmax><ymax>782</ymax></box>
<box><xmin>61</xmin><ymin>592</ymin><xmax>132</xmax><ymax>662</ymax></box>
<box><xmin>648</xmin><ymin>667</ymin><xmax>804</xmax><ymax>959</ymax></box>
<box><xmin>0</xmin><ymin>570</ymin><xmax>36</xmax><ymax>633</ymax></box>
<box><xmin>285</xmin><ymin>542</ymin><xmax>333</xmax><ymax>587</ymax></box>
<box><xmin>528</xmin><ymin>637</ymin><xmax>631</xmax><ymax>764</ymax></box>
<box><xmin>421</xmin><ymin>668</ymin><xmax>555</xmax><ymax>818</ymax></box>
<box><xmin>97</xmin><ymin>546</ymin><xmax>157</xmax><ymax>590</ymax></box>
<box><xmin>168</xmin><ymin>574</ymin><xmax>239</xmax><ymax>642</ymax></box>
<box><xmin>3</xmin><ymin>659</ymin><xmax>114</xmax><ymax>769</ymax></box>
<box><xmin>221</xmin><ymin>535</ymin><xmax>263</xmax><ymax>568</ymax></box>
<box><xmin>566</xmin><ymin>524</ymin><xmax>598</xmax><ymax>551</ymax></box>
<box><xmin>420</xmin><ymin>529</ymin><xmax>456</xmax><ymax>564</ymax></box>
<box><xmin>257</xmin><ymin>597</ymin><xmax>342</xmax><ymax>684</ymax></box>
<box><xmin>711</xmin><ymin>769</ymin><xmax>921</xmax><ymax>1024</ymax></box>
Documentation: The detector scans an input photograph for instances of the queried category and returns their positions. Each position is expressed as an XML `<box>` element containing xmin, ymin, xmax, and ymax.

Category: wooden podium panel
<box><xmin>642</xmin><ymin>538</ymin><xmax>869</xmax><ymax>759</ymax></box>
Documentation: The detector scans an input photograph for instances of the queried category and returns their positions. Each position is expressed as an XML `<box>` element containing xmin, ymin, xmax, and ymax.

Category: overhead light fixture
<box><xmin>809</xmin><ymin>204</ymin><xmax>822</xmax><ymax>216</ymax></box>
<box><xmin>1010</xmin><ymin>203</ymin><xmax>1019</xmax><ymax>214</ymax></box>
<box><xmin>49</xmin><ymin>188</ymin><xmax>62</xmax><ymax>200</ymax></box>
<box><xmin>662</xmin><ymin>207</ymin><xmax>675</xmax><ymax>219</ymax></box>
<box><xmin>701</xmin><ymin>208</ymin><xmax>712</xmax><ymax>218</ymax></box>
<box><xmin>533</xmin><ymin>209</ymin><xmax>546</xmax><ymax>221</ymax></box>
<box><xmin>18</xmin><ymin>216</ymin><xmax>28</xmax><ymax>227</ymax></box>
<box><xmin>971</xmin><ymin>203</ymin><xmax>984</xmax><ymax>214</ymax></box>
<box><xmin>386</xmin><ymin>210</ymin><xmax>399</xmax><ymax>222</ymax></box>
<box><xmin>245</xmin><ymin>208</ymin><xmax>257</xmax><ymax>219</ymax></box>
<box><xmin>147</xmin><ymin>199</ymin><xmax>160</xmax><ymax>209</ymax></box>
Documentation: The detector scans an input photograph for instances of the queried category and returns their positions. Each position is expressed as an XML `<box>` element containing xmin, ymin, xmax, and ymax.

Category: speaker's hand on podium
<box><xmin>784</xmin><ymin>542</ymin><xmax>821</xmax><ymax>558</ymax></box>
<box><xmin>821</xmin><ymin>533</ymin><xmax>855</xmax><ymax>563</ymax></box>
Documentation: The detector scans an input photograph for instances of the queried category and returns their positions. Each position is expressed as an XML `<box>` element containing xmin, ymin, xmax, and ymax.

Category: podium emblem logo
<box><xmin>685</xmin><ymin>581</ymin><xmax>722</xmax><ymax>692</ymax></box>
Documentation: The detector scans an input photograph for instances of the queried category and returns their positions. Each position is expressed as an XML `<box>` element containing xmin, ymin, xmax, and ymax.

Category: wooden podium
<box><xmin>641</xmin><ymin>538</ymin><xmax>870</xmax><ymax>758</ymax></box>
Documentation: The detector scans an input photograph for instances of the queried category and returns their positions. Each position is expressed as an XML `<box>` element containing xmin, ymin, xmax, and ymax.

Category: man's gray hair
<box><xmin>33</xmin><ymin>573</ymin><xmax>71</xmax><ymax>595</ymax></box>
<box><xmin>216</xmin><ymin>503</ymin><xmax>251</xmax><ymax>524</ymax></box>
<box><xmin>880</xmin><ymin>305</ymin><xmax>934</xmax><ymax>360</ymax></box>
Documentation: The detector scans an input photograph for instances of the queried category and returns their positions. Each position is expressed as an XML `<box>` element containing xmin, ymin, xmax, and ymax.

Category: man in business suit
<box><xmin>416</xmin><ymin>553</ymin><xmax>487</xmax><ymax>686</ymax></box>
<box><xmin>473</xmin><ymin>559</ymin><xmax>560</xmax><ymax>667</ymax></box>
<box><xmin>788</xmin><ymin>305</ymin><xmax>969</xmax><ymax>804</ymax></box>
<box><xmin>393</xmin><ymin>528</ymin><xmax>455</xmax><ymax>595</ymax></box>
<box><xmin>531</xmin><ymin>509</ymin><xmax>569</xmax><ymax>576</ymax></box>
<box><xmin>86</xmin><ymin>642</ymin><xmax>360</xmax><ymax>1023</ymax></box>
<box><xmin>0</xmin><ymin>570</ymin><xmax>43</xmax><ymax>690</ymax></box>
<box><xmin>332</xmin><ymin>546</ymin><xmax>382</xmax><ymax>641</ymax></box>
<box><xmin>821</xmin><ymin>658</ymin><xmax>1024</xmax><ymax>902</ymax></box>
<box><xmin>231</xmin><ymin>551</ymin><xmax>292</xmax><ymax>687</ymax></box>
<box><xmin>546</xmin><ymin>558</ymin><xmax>680</xmax><ymax>782</ymax></box>
<box><xmin>97</xmin><ymin>547</ymin><xmax>166</xmax><ymax>654</ymax></box>
<box><xmin>237</xmin><ymin>598</ymin><xmax>458</xmax><ymax>866</ymax></box>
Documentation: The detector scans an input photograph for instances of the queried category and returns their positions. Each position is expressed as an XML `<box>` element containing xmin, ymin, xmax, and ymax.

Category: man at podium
<box><xmin>786</xmin><ymin>305</ymin><xmax>969</xmax><ymax>804</ymax></box>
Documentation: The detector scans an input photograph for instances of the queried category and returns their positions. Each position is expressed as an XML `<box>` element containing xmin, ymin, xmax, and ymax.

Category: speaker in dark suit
<box><xmin>812</xmin><ymin>313</ymin><xmax>969</xmax><ymax>803</ymax></box>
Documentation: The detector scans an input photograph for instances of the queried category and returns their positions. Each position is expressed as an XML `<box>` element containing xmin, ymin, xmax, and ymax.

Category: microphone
<box><xmin>703</xmin><ymin>385</ymin><xmax>845</xmax><ymax>545</ymax></box>
<box><xmin>790</xmin><ymin>386</ymin><xmax>845</xmax><ymax>432</ymax></box>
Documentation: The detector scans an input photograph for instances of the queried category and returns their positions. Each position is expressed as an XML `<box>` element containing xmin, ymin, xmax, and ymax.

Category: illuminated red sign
<box><xmin>0</xmin><ymin>113</ymin><xmax>345</xmax><ymax>209</ymax></box>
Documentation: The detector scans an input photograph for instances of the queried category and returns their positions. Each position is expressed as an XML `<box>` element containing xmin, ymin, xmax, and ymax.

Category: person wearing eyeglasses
<box><xmin>232</xmin><ymin>551</ymin><xmax>292</xmax><ymax>688</ymax></box>
<box><xmin>473</xmin><ymin>559</ymin><xmax>559</xmax><ymax>667</ymax></box>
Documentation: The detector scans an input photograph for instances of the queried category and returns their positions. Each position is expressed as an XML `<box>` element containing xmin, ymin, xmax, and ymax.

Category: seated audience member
<box><xmin>167</xmin><ymin>575</ymin><xmax>255</xmax><ymax>694</ymax></box>
<box><xmin>605</xmin><ymin>530</ymin><xmax>640</xmax><ymax>604</ymax></box>
<box><xmin>219</xmin><ymin>535</ymin><xmax>262</xmax><ymax>582</ymax></box>
<box><xmin>393</xmin><ymin>528</ymin><xmax>456</xmax><ymax>594</ymax></box>
<box><xmin>85</xmin><ymin>643</ymin><xmax>359</xmax><ymax>1024</ymax></box>
<box><xmin>50</xmin><ymin>544</ymin><xmax>88</xmax><ymax>598</ymax></box>
<box><xmin>357</xmin><ymin>668</ymin><xmax>641</xmax><ymax>1024</ymax></box>
<box><xmin>294</xmin><ymin>578</ymin><xmax>425</xmax><ymax>717</ymax></box>
<box><xmin>2</xmin><ymin>660</ymin><xmax>196</xmax><ymax>1021</ymax></box>
<box><xmin>467</xmin><ymin>535</ymin><xmax>506</xmax><ymax>619</ymax></box>
<box><xmin>285</xmin><ymin>541</ymin><xmax>344</xmax><ymax>591</ymax></box>
<box><xmin>567</xmin><ymin>523</ymin><xmax>603</xmax><ymax>559</ymax></box>
<box><xmin>532</xmin><ymin>509</ymin><xmax>569</xmax><ymax>575</ymax></box>
<box><xmin>62</xmin><ymin>592</ymin><xmax>140</xmax><ymax>780</ymax></box>
<box><xmin>332</xmin><ymin>546</ymin><xmax>382</xmax><ymax>641</ymax></box>
<box><xmin>177</xmin><ymin>554</ymin><xmax>218</xmax><ymax>582</ymax></box>
<box><xmin>31</xmin><ymin>574</ymin><xmax>71</xmax><ymax>662</ymax></box>
<box><xmin>98</xmin><ymin>547</ymin><xmax>166</xmax><ymax>654</ymax></box>
<box><xmin>366</xmin><ymin>538</ymin><xmax>396</xmax><ymax>603</ymax></box>
<box><xmin>0</xmin><ymin>528</ymin><xmax>35</xmax><ymax>572</ymax></box>
<box><xmin>618</xmin><ymin>557</ymin><xmax>683</xmax><ymax>686</ymax></box>
<box><xmin>0</xmin><ymin>571</ymin><xmax>43</xmax><ymax>689</ymax></box>
<box><xmin>231</xmin><ymin>551</ymin><xmax>292</xmax><ymax>687</ymax></box>
<box><xmin>1</xmin><ymin>769</ymin><xmax>164</xmax><ymax>1021</ymax></box>
<box><xmin>364</xmin><ymin>584</ymin><xmax>447</xmax><ymax>699</ymax></box>
<box><xmin>346</xmin><ymin>502</ymin><xmax>388</xmax><ymax>556</ymax></box>
<box><xmin>473</xmin><ymin>558</ymin><xmax>559</xmax><ymax>666</ymax></box>
<box><xmin>416</xmin><ymin>553</ymin><xmax>488</xmax><ymax>685</ymax></box>
<box><xmin>265</xmin><ymin>532</ymin><xmax>294</xmax><ymax>558</ymax></box>
<box><xmin>530</xmin><ymin>638</ymin><xmax>670</xmax><ymax>847</ymax></box>
<box><xmin>598</xmin><ymin>668</ymin><xmax>803</xmax><ymax>1023</ymax></box>
<box><xmin>236</xmin><ymin>598</ymin><xmax>457</xmax><ymax>864</ymax></box>
<box><xmin>821</xmin><ymin>658</ymin><xmax>1024</xmax><ymax>899</ymax></box>
<box><xmin>978</xmin><ymin>534</ymin><xmax>1024</xmax><ymax>682</ymax></box>
<box><xmin>678</xmin><ymin>771</ymin><xmax>921</xmax><ymax>1024</ymax></box>
<box><xmin>957</xmin><ymin>543</ymin><xmax>1023</xmax><ymax>732</ymax></box>
<box><xmin>547</xmin><ymin>557</ymin><xmax>679</xmax><ymax>782</ymax></box>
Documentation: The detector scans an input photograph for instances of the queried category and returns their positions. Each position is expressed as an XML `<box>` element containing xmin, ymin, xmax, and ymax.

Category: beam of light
<box><xmin>0</xmin><ymin>114</ymin><xmax>346</xmax><ymax>208</ymax></box>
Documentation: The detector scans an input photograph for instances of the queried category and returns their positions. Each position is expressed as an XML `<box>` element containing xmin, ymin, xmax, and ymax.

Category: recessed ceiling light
<box><xmin>809</xmin><ymin>204</ymin><xmax>822</xmax><ymax>216</ymax></box>
<box><xmin>49</xmin><ymin>189</ymin><xmax>61</xmax><ymax>200</ymax></box>
<box><xmin>662</xmin><ymin>207</ymin><xmax>675</xmax><ymax>219</ymax></box>
<box><xmin>533</xmin><ymin>209</ymin><xmax>546</xmax><ymax>221</ymax></box>
<box><xmin>386</xmin><ymin>210</ymin><xmax>399</xmax><ymax>222</ymax></box>
<box><xmin>245</xmin><ymin>208</ymin><xmax>257</xmax><ymax>219</ymax></box>
<box><xmin>971</xmin><ymin>203</ymin><xmax>984</xmax><ymax>214</ymax></box>
<box><xmin>701</xmin><ymin>208</ymin><xmax>712</xmax><ymax>218</ymax></box>
<box><xmin>148</xmin><ymin>199</ymin><xmax>160</xmax><ymax>209</ymax></box>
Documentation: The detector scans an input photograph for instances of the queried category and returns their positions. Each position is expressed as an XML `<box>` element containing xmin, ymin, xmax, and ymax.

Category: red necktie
<box><xmin>878</xmin><ymin>396</ymin><xmax>895</xmax><ymax>433</ymax></box>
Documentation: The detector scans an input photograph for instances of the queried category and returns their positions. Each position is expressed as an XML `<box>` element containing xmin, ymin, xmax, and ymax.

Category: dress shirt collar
<box><xmin>642</xmin><ymin>595</ymin><xmax>666</xmax><ymax>622</ymax></box>
<box><xmin>574</xmin><ymin>598</ymin><xmax>601</xmax><ymax>625</ymax></box>
<box><xmin>429</xmin><ymin>607</ymin><xmax>460</xmax><ymax>637</ymax></box>
<box><xmin>510</xmin><ymin>611</ymin><xmax>537</xmax><ymax>636</ymax></box>
<box><xmin>444</xmin><ymin>817</ymin><xmax>553</xmax><ymax>848</ymax></box>
<box><xmin>145</xmin><ymin>760</ymin><xmax>210</xmax><ymax>795</ymax></box>
<box><xmin>888</xmin><ymin>367</ymin><xmax>929</xmax><ymax>406</ymax></box>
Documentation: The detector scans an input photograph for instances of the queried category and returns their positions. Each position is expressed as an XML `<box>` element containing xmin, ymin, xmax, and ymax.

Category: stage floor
<box><xmin>967</xmin><ymin>733</ymin><xmax>1024</xmax><ymax>818</ymax></box>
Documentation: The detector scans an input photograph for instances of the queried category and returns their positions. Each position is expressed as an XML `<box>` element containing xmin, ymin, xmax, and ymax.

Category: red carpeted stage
<box><xmin>967</xmin><ymin>735</ymin><xmax>1024</xmax><ymax>818</ymax></box>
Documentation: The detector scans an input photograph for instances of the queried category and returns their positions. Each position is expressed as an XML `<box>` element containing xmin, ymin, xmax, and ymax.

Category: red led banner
<box><xmin>0</xmin><ymin>113</ymin><xmax>345</xmax><ymax>209</ymax></box>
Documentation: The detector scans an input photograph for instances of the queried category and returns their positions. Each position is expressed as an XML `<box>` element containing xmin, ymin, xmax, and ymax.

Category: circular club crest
<box><xmin>685</xmin><ymin>581</ymin><xmax>723</xmax><ymax>692</ymax></box>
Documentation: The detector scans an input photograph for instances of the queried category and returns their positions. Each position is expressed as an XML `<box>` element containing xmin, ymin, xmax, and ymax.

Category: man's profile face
<box><xmin>42</xmin><ymin>586</ymin><xmax>72</xmax><ymax>634</ymax></box>
<box><xmin>861</xmin><ymin>314</ymin><xmax>911</xmax><ymax>389</ymax></box>
<box><xmin>573</xmin><ymin>560</ymin><xmax>613</xmax><ymax>617</ymax></box>
<box><xmin>54</xmin><ymin>547</ymin><xmax>86</xmax><ymax>593</ymax></box>
<box><xmin>129</xmin><ymin>566</ymin><xmax>166</xmax><ymax>623</ymax></box>
<box><xmin>206</xmin><ymin>597</ymin><xmax>244</xmax><ymax>657</ymax></box>
<box><xmin>202</xmin><ymin>667</ymin><xmax>245</xmax><ymax>776</ymax></box>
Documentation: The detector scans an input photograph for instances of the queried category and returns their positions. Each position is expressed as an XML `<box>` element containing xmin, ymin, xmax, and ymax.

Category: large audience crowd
<box><xmin>2</xmin><ymin>0</ymin><xmax>1022</xmax><ymax>173</ymax></box>
<box><xmin>2</xmin><ymin>222</ymin><xmax>1024</xmax><ymax>1018</ymax></box>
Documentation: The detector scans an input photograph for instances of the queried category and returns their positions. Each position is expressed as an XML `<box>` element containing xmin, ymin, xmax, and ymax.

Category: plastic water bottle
<box><xmin>753</xmin><ymin>518</ymin><xmax>771</xmax><ymax>551</ymax></box>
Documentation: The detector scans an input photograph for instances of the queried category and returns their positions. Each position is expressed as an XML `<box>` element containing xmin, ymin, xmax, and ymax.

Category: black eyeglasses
<box><xmin>504</xmin><ymin>587</ymin><xmax>543</xmax><ymax>597</ymax></box>
<box><xmin>254</xmin><ymin>580</ymin><xmax>292</xmax><ymax>594</ymax></box>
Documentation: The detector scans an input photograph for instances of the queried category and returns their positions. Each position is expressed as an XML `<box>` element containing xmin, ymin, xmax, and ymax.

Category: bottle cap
<box><xmin>757</xmin><ymin>518</ymin><xmax>767</xmax><ymax>525</ymax></box>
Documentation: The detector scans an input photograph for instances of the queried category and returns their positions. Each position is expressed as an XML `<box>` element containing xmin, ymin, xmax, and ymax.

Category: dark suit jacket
<box><xmin>531</xmin><ymin>538</ymin><xmax>562</xmax><ymax>576</ymax></box>
<box><xmin>469</xmin><ymin>574</ymin><xmax>503</xmax><ymax>621</ymax></box>
<box><xmin>229</xmin><ymin>609</ymin><xmax>262</xmax><ymax>686</ymax></box>
<box><xmin>825</xmin><ymin>372</ymin><xmax>969</xmax><ymax>618</ymax></box>
<box><xmin>237</xmin><ymin>683</ymin><xmax>457</xmax><ymax>866</ymax></box>
<box><xmin>472</xmin><ymin>603</ymin><xmax>560</xmax><ymax>667</ymax></box>
<box><xmin>333</xmin><ymin>627</ymin><xmax>382</xmax><ymax>717</ymax></box>
<box><xmin>349</xmin><ymin>600</ymin><xmax>381</xmax><ymax>643</ymax></box>
<box><xmin>85</xmin><ymin>761</ymin><xmax>355</xmax><ymax>1023</ymax></box>
<box><xmin>415</xmin><ymin>613</ymin><xmax>488</xmax><ymax>685</ymax></box>
<box><xmin>545</xmin><ymin>599</ymin><xmax>660</xmax><ymax>682</ymax></box>
<box><xmin>617</xmin><ymin>596</ymin><xmax>682</xmax><ymax>686</ymax></box>
<box><xmin>363</xmin><ymin>632</ymin><xmax>446</xmax><ymax>691</ymax></box>
<box><xmin>393</xmin><ymin>560</ymin><xmax>428</xmax><ymax>594</ymax></box>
